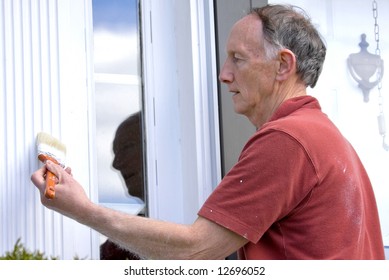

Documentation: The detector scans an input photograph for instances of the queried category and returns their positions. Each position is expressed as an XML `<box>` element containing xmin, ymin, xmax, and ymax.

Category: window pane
<box><xmin>93</xmin><ymin>0</ymin><xmax>140</xmax><ymax>75</ymax></box>
<box><xmin>92</xmin><ymin>0</ymin><xmax>145</xmax><ymax>259</ymax></box>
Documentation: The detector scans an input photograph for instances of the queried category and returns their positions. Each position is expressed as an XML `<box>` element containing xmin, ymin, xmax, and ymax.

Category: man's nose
<box><xmin>219</xmin><ymin>61</ymin><xmax>233</xmax><ymax>84</ymax></box>
<box><xmin>112</xmin><ymin>155</ymin><xmax>120</xmax><ymax>171</ymax></box>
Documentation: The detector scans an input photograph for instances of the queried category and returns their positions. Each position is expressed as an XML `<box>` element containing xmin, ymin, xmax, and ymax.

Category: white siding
<box><xmin>0</xmin><ymin>0</ymin><xmax>98</xmax><ymax>259</ymax></box>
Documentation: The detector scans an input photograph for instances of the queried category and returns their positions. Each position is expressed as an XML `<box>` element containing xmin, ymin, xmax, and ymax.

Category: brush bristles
<box><xmin>36</xmin><ymin>132</ymin><xmax>66</xmax><ymax>153</ymax></box>
<box><xmin>36</xmin><ymin>132</ymin><xmax>67</xmax><ymax>166</ymax></box>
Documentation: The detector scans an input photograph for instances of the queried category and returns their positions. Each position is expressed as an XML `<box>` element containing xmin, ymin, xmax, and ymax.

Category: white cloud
<box><xmin>93</xmin><ymin>30</ymin><xmax>139</xmax><ymax>75</ymax></box>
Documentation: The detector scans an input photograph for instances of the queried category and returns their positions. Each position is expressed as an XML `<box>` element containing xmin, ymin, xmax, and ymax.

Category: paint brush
<box><xmin>36</xmin><ymin>132</ymin><xmax>67</xmax><ymax>199</ymax></box>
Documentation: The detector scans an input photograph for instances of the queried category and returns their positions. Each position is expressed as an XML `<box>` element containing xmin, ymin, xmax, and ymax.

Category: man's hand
<box><xmin>30</xmin><ymin>161</ymin><xmax>92</xmax><ymax>222</ymax></box>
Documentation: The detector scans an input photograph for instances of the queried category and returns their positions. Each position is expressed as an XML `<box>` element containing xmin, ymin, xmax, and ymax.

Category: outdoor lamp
<box><xmin>347</xmin><ymin>33</ymin><xmax>384</xmax><ymax>102</ymax></box>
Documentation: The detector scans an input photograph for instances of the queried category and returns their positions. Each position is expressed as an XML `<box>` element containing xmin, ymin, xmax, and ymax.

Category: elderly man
<box><xmin>31</xmin><ymin>4</ymin><xmax>384</xmax><ymax>259</ymax></box>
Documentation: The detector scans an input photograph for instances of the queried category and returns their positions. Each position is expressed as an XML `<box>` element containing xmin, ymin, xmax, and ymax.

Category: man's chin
<box><xmin>232</xmin><ymin>104</ymin><xmax>246</xmax><ymax>115</ymax></box>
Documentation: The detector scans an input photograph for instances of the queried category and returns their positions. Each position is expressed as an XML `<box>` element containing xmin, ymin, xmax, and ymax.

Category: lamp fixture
<box><xmin>347</xmin><ymin>33</ymin><xmax>384</xmax><ymax>102</ymax></box>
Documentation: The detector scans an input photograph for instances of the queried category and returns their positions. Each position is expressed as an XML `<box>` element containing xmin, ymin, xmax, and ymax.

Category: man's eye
<box><xmin>233</xmin><ymin>54</ymin><xmax>243</xmax><ymax>62</ymax></box>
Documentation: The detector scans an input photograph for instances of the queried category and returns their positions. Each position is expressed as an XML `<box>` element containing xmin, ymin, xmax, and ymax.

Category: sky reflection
<box><xmin>92</xmin><ymin>0</ymin><xmax>143</xmax><ymax>206</ymax></box>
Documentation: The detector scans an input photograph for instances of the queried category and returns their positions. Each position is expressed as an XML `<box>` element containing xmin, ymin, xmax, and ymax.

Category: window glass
<box><xmin>92</xmin><ymin>0</ymin><xmax>145</xmax><ymax>259</ymax></box>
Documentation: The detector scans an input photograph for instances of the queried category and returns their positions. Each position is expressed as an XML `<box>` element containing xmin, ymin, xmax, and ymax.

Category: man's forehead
<box><xmin>227</xmin><ymin>15</ymin><xmax>263</xmax><ymax>51</ymax></box>
<box><xmin>231</xmin><ymin>14</ymin><xmax>262</xmax><ymax>34</ymax></box>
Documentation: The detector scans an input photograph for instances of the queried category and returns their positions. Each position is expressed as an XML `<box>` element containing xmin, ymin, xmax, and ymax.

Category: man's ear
<box><xmin>276</xmin><ymin>49</ymin><xmax>297</xmax><ymax>81</ymax></box>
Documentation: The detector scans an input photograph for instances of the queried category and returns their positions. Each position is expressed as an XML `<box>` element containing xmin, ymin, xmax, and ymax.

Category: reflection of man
<box><xmin>112</xmin><ymin>112</ymin><xmax>144</xmax><ymax>201</ymax></box>
<box><xmin>100</xmin><ymin>112</ymin><xmax>144</xmax><ymax>260</ymax></box>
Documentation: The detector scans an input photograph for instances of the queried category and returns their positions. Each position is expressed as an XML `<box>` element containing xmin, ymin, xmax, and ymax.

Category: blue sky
<box><xmin>92</xmin><ymin>0</ymin><xmax>138</xmax><ymax>31</ymax></box>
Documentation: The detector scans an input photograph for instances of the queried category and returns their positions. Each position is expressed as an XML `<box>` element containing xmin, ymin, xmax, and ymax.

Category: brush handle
<box><xmin>38</xmin><ymin>154</ymin><xmax>59</xmax><ymax>199</ymax></box>
<box><xmin>44</xmin><ymin>171</ymin><xmax>57</xmax><ymax>199</ymax></box>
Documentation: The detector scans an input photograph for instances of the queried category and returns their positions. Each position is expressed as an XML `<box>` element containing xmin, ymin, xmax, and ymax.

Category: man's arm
<box><xmin>31</xmin><ymin>160</ymin><xmax>247</xmax><ymax>259</ymax></box>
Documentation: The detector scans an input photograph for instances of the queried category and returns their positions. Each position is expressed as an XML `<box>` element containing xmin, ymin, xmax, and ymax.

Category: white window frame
<box><xmin>141</xmin><ymin>0</ymin><xmax>221</xmax><ymax>224</ymax></box>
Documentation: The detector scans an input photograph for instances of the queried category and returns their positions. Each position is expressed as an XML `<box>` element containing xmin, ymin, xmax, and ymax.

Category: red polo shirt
<box><xmin>198</xmin><ymin>96</ymin><xmax>385</xmax><ymax>259</ymax></box>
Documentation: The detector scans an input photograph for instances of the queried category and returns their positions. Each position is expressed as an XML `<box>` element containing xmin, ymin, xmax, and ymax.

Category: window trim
<box><xmin>140</xmin><ymin>0</ymin><xmax>221</xmax><ymax>223</ymax></box>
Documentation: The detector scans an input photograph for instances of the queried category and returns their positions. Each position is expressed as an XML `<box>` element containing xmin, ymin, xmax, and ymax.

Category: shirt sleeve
<box><xmin>198</xmin><ymin>129</ymin><xmax>319</xmax><ymax>243</ymax></box>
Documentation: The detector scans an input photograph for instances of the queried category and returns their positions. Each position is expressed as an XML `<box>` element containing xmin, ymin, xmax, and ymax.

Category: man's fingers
<box><xmin>30</xmin><ymin>165</ymin><xmax>47</xmax><ymax>192</ymax></box>
<box><xmin>46</xmin><ymin>160</ymin><xmax>64</xmax><ymax>182</ymax></box>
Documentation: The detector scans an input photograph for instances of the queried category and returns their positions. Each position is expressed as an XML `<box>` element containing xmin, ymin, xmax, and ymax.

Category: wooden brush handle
<box><xmin>44</xmin><ymin>171</ymin><xmax>56</xmax><ymax>199</ymax></box>
<box><xmin>38</xmin><ymin>154</ymin><xmax>59</xmax><ymax>199</ymax></box>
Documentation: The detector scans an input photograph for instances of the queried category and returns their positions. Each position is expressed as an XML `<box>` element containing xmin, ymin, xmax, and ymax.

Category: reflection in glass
<box><xmin>112</xmin><ymin>112</ymin><xmax>144</xmax><ymax>201</ymax></box>
<box><xmin>92</xmin><ymin>0</ymin><xmax>145</xmax><ymax>260</ymax></box>
<box><xmin>93</xmin><ymin>0</ymin><xmax>140</xmax><ymax>75</ymax></box>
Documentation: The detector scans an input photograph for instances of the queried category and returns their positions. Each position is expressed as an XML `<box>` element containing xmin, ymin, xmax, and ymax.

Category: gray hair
<box><xmin>250</xmin><ymin>5</ymin><xmax>326</xmax><ymax>88</ymax></box>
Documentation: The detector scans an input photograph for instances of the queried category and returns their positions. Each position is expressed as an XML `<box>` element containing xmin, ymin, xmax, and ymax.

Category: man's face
<box><xmin>219</xmin><ymin>15</ymin><xmax>279</xmax><ymax>125</ymax></box>
<box><xmin>112</xmin><ymin>116</ymin><xmax>144</xmax><ymax>200</ymax></box>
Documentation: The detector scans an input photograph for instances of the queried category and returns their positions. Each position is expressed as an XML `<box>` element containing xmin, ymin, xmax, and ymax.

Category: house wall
<box><xmin>0</xmin><ymin>0</ymin><xmax>99</xmax><ymax>259</ymax></box>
